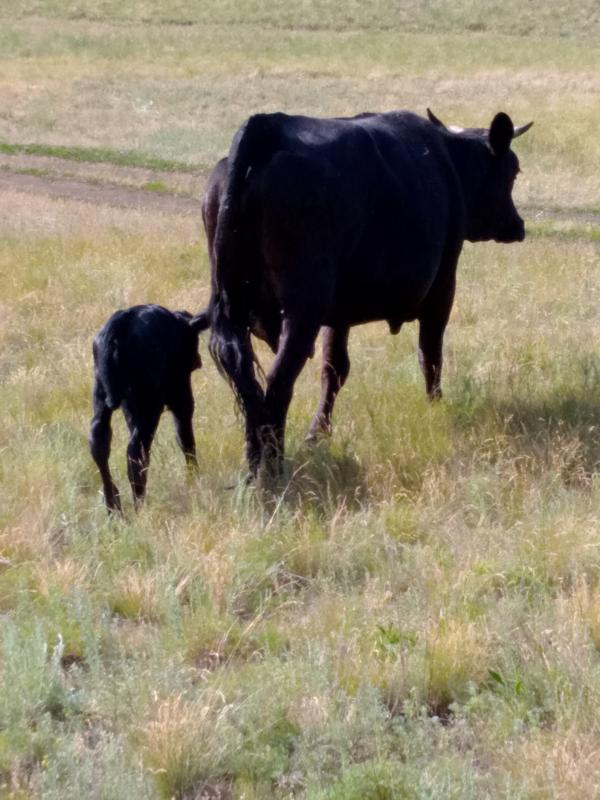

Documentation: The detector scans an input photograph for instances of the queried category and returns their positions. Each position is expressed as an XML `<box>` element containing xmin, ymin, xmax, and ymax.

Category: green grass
<box><xmin>141</xmin><ymin>179</ymin><xmax>172</xmax><ymax>193</ymax></box>
<box><xmin>527</xmin><ymin>219</ymin><xmax>600</xmax><ymax>242</ymax></box>
<box><xmin>1</xmin><ymin>2</ymin><xmax>600</xmax><ymax>798</ymax></box>
<box><xmin>0</xmin><ymin>142</ymin><xmax>197</xmax><ymax>173</ymax></box>
<box><xmin>10</xmin><ymin>166</ymin><xmax>51</xmax><ymax>178</ymax></box>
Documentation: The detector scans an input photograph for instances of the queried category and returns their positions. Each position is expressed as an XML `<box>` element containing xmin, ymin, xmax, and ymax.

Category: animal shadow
<box><xmin>269</xmin><ymin>439</ymin><xmax>368</xmax><ymax>515</ymax></box>
<box><xmin>451</xmin><ymin>384</ymin><xmax>600</xmax><ymax>486</ymax></box>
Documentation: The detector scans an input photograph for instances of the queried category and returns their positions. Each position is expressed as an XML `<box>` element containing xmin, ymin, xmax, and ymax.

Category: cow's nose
<box><xmin>499</xmin><ymin>215</ymin><xmax>525</xmax><ymax>243</ymax></box>
<box><xmin>514</xmin><ymin>217</ymin><xmax>526</xmax><ymax>242</ymax></box>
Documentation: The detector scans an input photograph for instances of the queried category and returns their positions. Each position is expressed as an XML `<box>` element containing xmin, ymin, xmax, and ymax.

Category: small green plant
<box><xmin>374</xmin><ymin>624</ymin><xmax>418</xmax><ymax>662</ymax></box>
<box><xmin>141</xmin><ymin>180</ymin><xmax>171</xmax><ymax>194</ymax></box>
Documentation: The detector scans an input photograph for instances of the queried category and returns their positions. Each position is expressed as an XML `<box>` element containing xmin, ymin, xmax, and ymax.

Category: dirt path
<box><xmin>1</xmin><ymin>153</ymin><xmax>599</xmax><ymax>225</ymax></box>
<box><xmin>0</xmin><ymin>168</ymin><xmax>203</xmax><ymax>215</ymax></box>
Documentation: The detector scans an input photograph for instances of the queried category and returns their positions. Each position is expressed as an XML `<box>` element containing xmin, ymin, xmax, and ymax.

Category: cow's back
<box><xmin>243</xmin><ymin>111</ymin><xmax>464</xmax><ymax>326</ymax></box>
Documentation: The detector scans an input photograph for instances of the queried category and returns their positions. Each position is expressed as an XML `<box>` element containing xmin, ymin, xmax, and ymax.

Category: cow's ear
<box><xmin>488</xmin><ymin>112</ymin><xmax>514</xmax><ymax>156</ymax></box>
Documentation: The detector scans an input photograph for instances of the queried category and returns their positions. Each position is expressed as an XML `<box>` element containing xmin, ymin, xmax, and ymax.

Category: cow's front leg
<box><xmin>418</xmin><ymin>279</ymin><xmax>456</xmax><ymax>400</ymax></box>
<box><xmin>261</xmin><ymin>315</ymin><xmax>321</xmax><ymax>478</ymax></box>
<box><xmin>307</xmin><ymin>325</ymin><xmax>350</xmax><ymax>440</ymax></box>
<box><xmin>418</xmin><ymin>320</ymin><xmax>445</xmax><ymax>399</ymax></box>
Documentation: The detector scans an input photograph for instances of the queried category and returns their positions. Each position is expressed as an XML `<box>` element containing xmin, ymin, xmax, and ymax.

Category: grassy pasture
<box><xmin>0</xmin><ymin>2</ymin><xmax>599</xmax><ymax>798</ymax></box>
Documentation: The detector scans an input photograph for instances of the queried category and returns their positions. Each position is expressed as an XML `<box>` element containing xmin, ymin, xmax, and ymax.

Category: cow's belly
<box><xmin>328</xmin><ymin>251</ymin><xmax>442</xmax><ymax>327</ymax></box>
<box><xmin>327</xmin><ymin>201</ymin><xmax>451</xmax><ymax>322</ymax></box>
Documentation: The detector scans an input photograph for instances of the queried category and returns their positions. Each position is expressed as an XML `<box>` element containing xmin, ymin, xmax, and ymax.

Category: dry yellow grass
<box><xmin>0</xmin><ymin>3</ymin><xmax>599</xmax><ymax>798</ymax></box>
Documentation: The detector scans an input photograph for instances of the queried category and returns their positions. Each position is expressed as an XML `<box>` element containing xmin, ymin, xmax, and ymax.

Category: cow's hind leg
<box><xmin>262</xmin><ymin>315</ymin><xmax>322</xmax><ymax>478</ymax></box>
<box><xmin>124</xmin><ymin>403</ymin><xmax>162</xmax><ymax>507</ymax></box>
<box><xmin>169</xmin><ymin>378</ymin><xmax>197</xmax><ymax>471</ymax></box>
<box><xmin>89</xmin><ymin>382</ymin><xmax>121</xmax><ymax>513</ymax></box>
<box><xmin>307</xmin><ymin>325</ymin><xmax>350</xmax><ymax>441</ymax></box>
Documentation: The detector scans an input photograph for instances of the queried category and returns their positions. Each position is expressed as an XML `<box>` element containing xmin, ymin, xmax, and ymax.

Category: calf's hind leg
<box><xmin>124</xmin><ymin>403</ymin><xmax>162</xmax><ymax>507</ymax></box>
<box><xmin>169</xmin><ymin>378</ymin><xmax>198</xmax><ymax>470</ymax></box>
<box><xmin>89</xmin><ymin>382</ymin><xmax>122</xmax><ymax>513</ymax></box>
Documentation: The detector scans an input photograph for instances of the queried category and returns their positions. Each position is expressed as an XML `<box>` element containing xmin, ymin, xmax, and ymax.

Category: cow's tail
<box><xmin>208</xmin><ymin>115</ymin><xmax>279</xmax><ymax>419</ymax></box>
<box><xmin>188</xmin><ymin>308</ymin><xmax>211</xmax><ymax>333</ymax></box>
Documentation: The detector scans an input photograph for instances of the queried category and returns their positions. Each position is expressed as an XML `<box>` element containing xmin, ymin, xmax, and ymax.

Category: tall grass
<box><xmin>1</xmin><ymin>208</ymin><xmax>598</xmax><ymax>797</ymax></box>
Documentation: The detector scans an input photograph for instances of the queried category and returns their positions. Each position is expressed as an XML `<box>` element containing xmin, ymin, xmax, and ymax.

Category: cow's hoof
<box><xmin>106</xmin><ymin>494</ymin><xmax>124</xmax><ymax>517</ymax></box>
<box><xmin>305</xmin><ymin>422</ymin><xmax>332</xmax><ymax>443</ymax></box>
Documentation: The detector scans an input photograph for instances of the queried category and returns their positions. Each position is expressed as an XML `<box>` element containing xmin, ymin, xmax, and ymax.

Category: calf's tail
<box><xmin>94</xmin><ymin>312</ymin><xmax>132</xmax><ymax>410</ymax></box>
<box><xmin>95</xmin><ymin>336</ymin><xmax>125</xmax><ymax>410</ymax></box>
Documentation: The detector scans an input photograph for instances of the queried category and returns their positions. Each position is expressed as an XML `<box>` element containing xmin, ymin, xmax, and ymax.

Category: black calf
<box><xmin>90</xmin><ymin>304</ymin><xmax>209</xmax><ymax>512</ymax></box>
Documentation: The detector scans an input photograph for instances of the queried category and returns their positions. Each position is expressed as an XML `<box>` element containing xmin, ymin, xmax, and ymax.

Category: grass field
<box><xmin>1</xmin><ymin>2</ymin><xmax>599</xmax><ymax>798</ymax></box>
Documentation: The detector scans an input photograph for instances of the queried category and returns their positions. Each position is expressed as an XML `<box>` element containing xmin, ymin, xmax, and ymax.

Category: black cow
<box><xmin>90</xmin><ymin>304</ymin><xmax>209</xmax><ymax>512</ymax></box>
<box><xmin>207</xmin><ymin>108</ymin><xmax>533</xmax><ymax>476</ymax></box>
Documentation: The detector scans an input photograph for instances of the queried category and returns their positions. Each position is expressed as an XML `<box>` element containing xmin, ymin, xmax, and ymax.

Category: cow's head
<box><xmin>427</xmin><ymin>109</ymin><xmax>533</xmax><ymax>244</ymax></box>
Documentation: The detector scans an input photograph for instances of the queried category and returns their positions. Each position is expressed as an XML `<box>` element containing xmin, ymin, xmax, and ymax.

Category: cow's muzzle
<box><xmin>495</xmin><ymin>214</ymin><xmax>525</xmax><ymax>243</ymax></box>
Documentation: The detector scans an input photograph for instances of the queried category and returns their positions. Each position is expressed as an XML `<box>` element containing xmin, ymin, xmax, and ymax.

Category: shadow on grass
<box><xmin>450</xmin><ymin>381</ymin><xmax>600</xmax><ymax>483</ymax></box>
<box><xmin>268</xmin><ymin>439</ymin><xmax>369</xmax><ymax>517</ymax></box>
